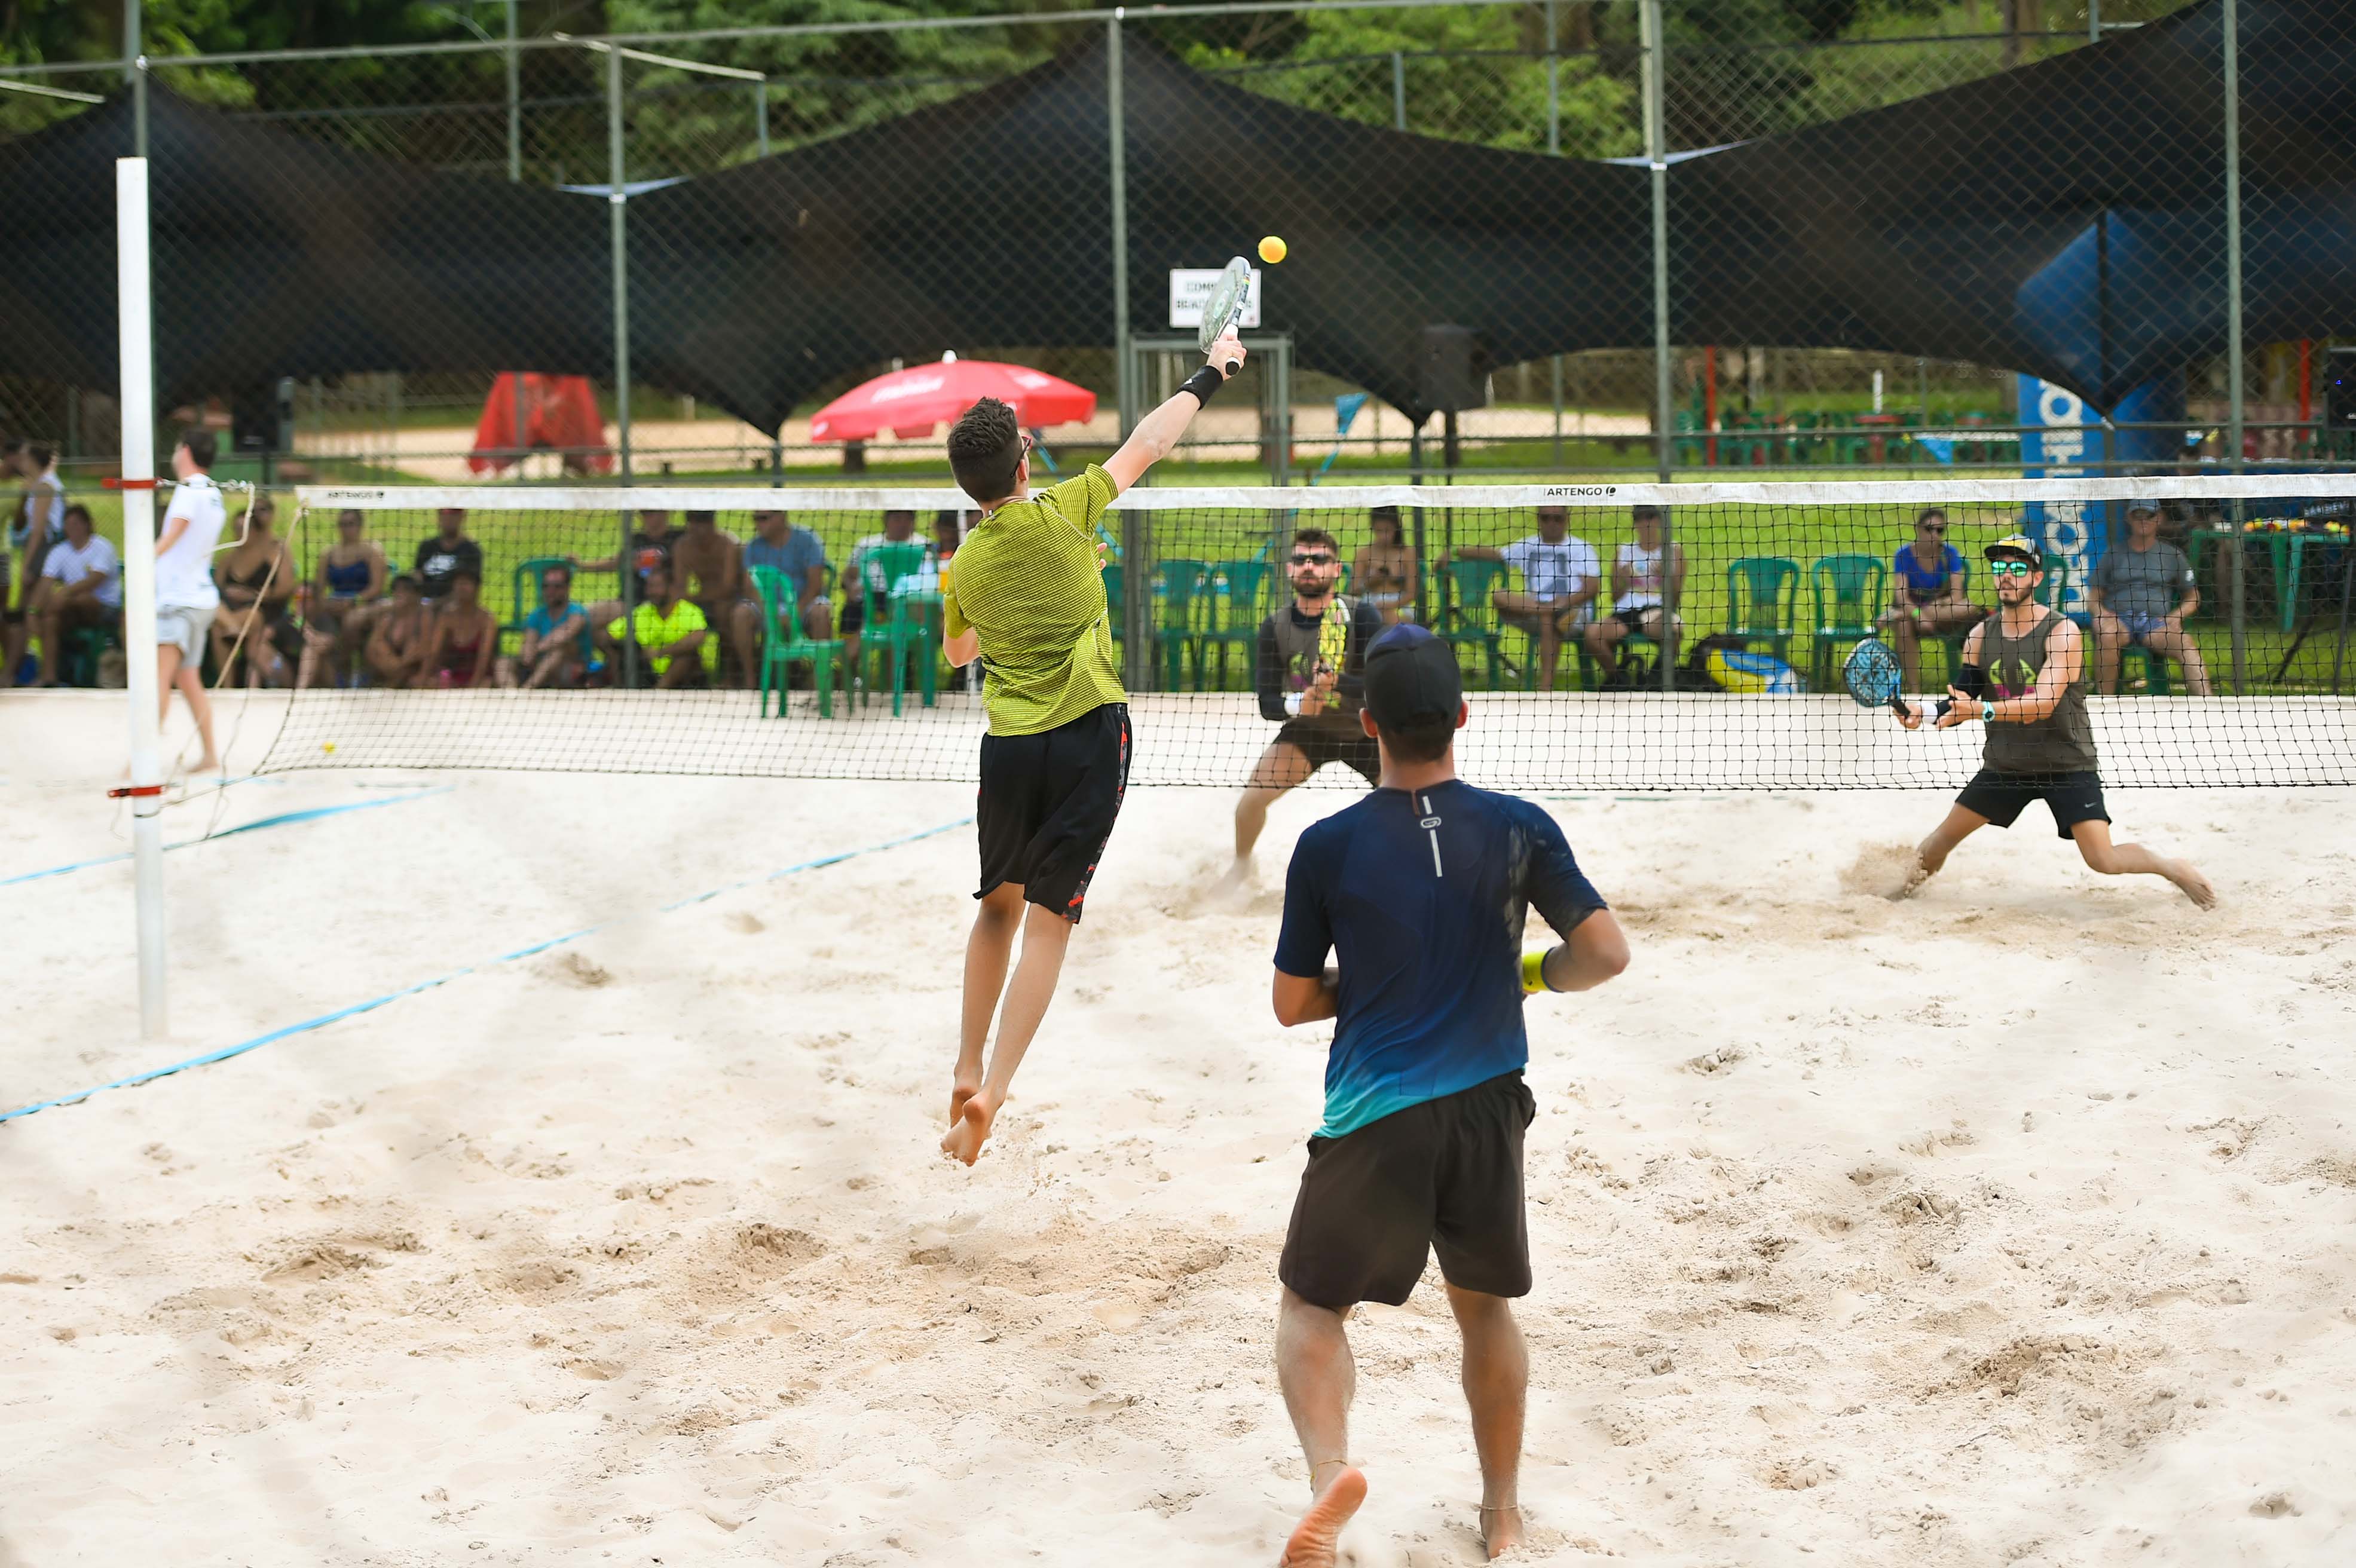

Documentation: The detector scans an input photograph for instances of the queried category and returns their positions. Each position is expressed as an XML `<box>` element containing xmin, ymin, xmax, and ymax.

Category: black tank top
<box><xmin>1981</xmin><ymin>608</ymin><xmax>2098</xmax><ymax>776</ymax></box>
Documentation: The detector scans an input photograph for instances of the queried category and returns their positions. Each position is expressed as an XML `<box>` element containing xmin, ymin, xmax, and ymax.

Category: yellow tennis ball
<box><xmin>1257</xmin><ymin>235</ymin><xmax>1287</xmax><ymax>265</ymax></box>
<box><xmin>321</xmin><ymin>742</ymin><xmax>336</xmax><ymax>754</ymax></box>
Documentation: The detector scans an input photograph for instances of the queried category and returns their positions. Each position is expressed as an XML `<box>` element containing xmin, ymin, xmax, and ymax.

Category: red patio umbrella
<box><xmin>807</xmin><ymin>353</ymin><xmax>1097</xmax><ymax>443</ymax></box>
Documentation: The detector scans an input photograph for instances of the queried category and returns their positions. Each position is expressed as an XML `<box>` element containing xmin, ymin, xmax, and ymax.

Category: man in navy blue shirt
<box><xmin>1267</xmin><ymin>623</ymin><xmax>1629</xmax><ymax>1566</ymax></box>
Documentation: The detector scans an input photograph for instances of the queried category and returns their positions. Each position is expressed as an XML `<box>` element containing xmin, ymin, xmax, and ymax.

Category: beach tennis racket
<box><xmin>1197</xmin><ymin>256</ymin><xmax>1251</xmax><ymax>375</ymax></box>
<box><xmin>1842</xmin><ymin>637</ymin><xmax>1907</xmax><ymax>714</ymax></box>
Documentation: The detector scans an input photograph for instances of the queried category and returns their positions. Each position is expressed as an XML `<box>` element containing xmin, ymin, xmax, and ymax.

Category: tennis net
<box><xmin>254</xmin><ymin>477</ymin><xmax>2356</xmax><ymax>790</ymax></box>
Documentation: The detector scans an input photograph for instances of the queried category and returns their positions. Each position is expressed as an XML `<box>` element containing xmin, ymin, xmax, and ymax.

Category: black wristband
<box><xmin>1179</xmin><ymin>366</ymin><xmax>1225</xmax><ymax>406</ymax></box>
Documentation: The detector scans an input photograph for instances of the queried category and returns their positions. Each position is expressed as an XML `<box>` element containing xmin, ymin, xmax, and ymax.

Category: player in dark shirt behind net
<box><xmin>1223</xmin><ymin>527</ymin><xmax>1387</xmax><ymax>885</ymax></box>
<box><xmin>1266</xmin><ymin>623</ymin><xmax>1630</xmax><ymax>1565</ymax></box>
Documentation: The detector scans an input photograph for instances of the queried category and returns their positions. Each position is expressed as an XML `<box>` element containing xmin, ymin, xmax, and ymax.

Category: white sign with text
<box><xmin>1167</xmin><ymin>267</ymin><xmax>1263</xmax><ymax>330</ymax></box>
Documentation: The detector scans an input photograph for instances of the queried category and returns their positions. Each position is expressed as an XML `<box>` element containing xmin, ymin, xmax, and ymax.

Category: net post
<box><xmin>1391</xmin><ymin>51</ymin><xmax>1406</xmax><ymax>131</ymax></box>
<box><xmin>754</xmin><ymin>77</ymin><xmax>770</xmax><ymax>160</ymax></box>
<box><xmin>2223</xmin><ymin>0</ymin><xmax>2248</xmax><ymax>694</ymax></box>
<box><xmin>126</xmin><ymin>0</ymin><xmax>146</xmax><ymax>157</ymax></box>
<box><xmin>1641</xmin><ymin>0</ymin><xmax>1673</xmax><ymax>485</ymax></box>
<box><xmin>117</xmin><ymin>155</ymin><xmax>167</xmax><ymax>1041</ymax></box>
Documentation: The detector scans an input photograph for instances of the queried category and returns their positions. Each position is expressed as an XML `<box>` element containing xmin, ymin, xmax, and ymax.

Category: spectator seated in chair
<box><xmin>298</xmin><ymin>507</ymin><xmax>388</xmax><ymax>690</ymax></box>
<box><xmin>411</xmin><ymin>507</ymin><xmax>484</xmax><ymax>611</ymax></box>
<box><xmin>501</xmin><ymin>562</ymin><xmax>592</xmax><ymax>690</ymax></box>
<box><xmin>1455</xmin><ymin>504</ymin><xmax>1599</xmax><ymax>692</ymax></box>
<box><xmin>29</xmin><ymin>503</ymin><xmax>120</xmax><ymax>686</ymax></box>
<box><xmin>414</xmin><ymin>567</ymin><xmax>498</xmax><ymax>689</ymax></box>
<box><xmin>4</xmin><ymin>438</ymin><xmax>67</xmax><ymax>688</ymax></box>
<box><xmin>840</xmin><ymin>507</ymin><xmax>921</xmax><ymax>680</ymax></box>
<box><xmin>734</xmin><ymin>509</ymin><xmax>833</xmax><ymax>688</ymax></box>
<box><xmin>1586</xmin><ymin>504</ymin><xmax>1686</xmax><ymax>684</ymax></box>
<box><xmin>598</xmin><ymin>562</ymin><xmax>715</xmax><ymax>689</ymax></box>
<box><xmin>1880</xmin><ymin>506</ymin><xmax>1984</xmax><ymax>688</ymax></box>
<box><xmin>2091</xmin><ymin>501</ymin><xmax>2212</xmax><ymax>697</ymax></box>
<box><xmin>672</xmin><ymin>509</ymin><xmax>748</xmax><ymax>686</ymax></box>
<box><xmin>364</xmin><ymin>574</ymin><xmax>431</xmax><ymax>688</ymax></box>
<box><xmin>1351</xmin><ymin>505</ymin><xmax>1420</xmax><ymax>626</ymax></box>
<box><xmin>210</xmin><ymin>494</ymin><xmax>300</xmax><ymax>688</ymax></box>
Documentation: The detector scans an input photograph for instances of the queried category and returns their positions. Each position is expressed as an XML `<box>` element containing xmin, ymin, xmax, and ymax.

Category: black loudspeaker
<box><xmin>2324</xmin><ymin>346</ymin><xmax>2356</xmax><ymax>433</ymax></box>
<box><xmin>232</xmin><ymin>376</ymin><xmax>295</xmax><ymax>453</ymax></box>
<box><xmin>1418</xmin><ymin>324</ymin><xmax>1491</xmax><ymax>414</ymax></box>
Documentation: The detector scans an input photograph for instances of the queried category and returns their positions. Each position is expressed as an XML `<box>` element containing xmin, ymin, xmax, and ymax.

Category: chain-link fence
<box><xmin>0</xmin><ymin>0</ymin><xmax>2340</xmax><ymax>497</ymax></box>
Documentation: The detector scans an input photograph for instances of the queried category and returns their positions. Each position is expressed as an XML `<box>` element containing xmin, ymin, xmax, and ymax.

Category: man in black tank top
<box><xmin>1892</xmin><ymin>535</ymin><xmax>2214</xmax><ymax>908</ymax></box>
<box><xmin>1223</xmin><ymin>526</ymin><xmax>1388</xmax><ymax>882</ymax></box>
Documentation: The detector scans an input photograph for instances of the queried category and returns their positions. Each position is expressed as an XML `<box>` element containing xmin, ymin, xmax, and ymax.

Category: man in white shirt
<box><xmin>1452</xmin><ymin>506</ymin><xmax>1600</xmax><ymax>693</ymax></box>
<box><xmin>152</xmin><ymin>428</ymin><xmax>228</xmax><ymax>773</ymax></box>
<box><xmin>30</xmin><ymin>503</ymin><xmax>121</xmax><ymax>686</ymax></box>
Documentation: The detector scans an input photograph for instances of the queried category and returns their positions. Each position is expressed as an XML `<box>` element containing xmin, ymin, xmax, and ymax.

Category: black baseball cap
<box><xmin>1363</xmin><ymin>623</ymin><xmax>1463</xmax><ymax>728</ymax></box>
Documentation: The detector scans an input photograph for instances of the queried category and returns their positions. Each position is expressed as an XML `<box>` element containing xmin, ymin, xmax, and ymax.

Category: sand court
<box><xmin>4</xmin><ymin>691</ymin><xmax>2354</xmax><ymax>1565</ymax></box>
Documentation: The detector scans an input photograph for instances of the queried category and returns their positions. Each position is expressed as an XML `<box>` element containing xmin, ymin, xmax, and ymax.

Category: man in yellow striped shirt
<box><xmin>936</xmin><ymin>327</ymin><xmax>1245</xmax><ymax>1166</ymax></box>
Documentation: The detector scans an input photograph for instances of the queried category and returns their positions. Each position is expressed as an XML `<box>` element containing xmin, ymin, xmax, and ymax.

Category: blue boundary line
<box><xmin>0</xmin><ymin>814</ymin><xmax>974</xmax><ymax>1125</ymax></box>
<box><xmin>0</xmin><ymin>786</ymin><xmax>455</xmax><ymax>888</ymax></box>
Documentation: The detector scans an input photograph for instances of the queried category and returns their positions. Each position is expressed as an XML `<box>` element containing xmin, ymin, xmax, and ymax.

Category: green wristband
<box><xmin>1981</xmin><ymin>700</ymin><xmax>1996</xmax><ymax>723</ymax></box>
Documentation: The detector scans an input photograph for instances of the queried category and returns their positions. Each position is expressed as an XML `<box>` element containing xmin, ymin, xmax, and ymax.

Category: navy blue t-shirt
<box><xmin>1274</xmin><ymin>780</ymin><xmax>1605</xmax><ymax>1139</ymax></box>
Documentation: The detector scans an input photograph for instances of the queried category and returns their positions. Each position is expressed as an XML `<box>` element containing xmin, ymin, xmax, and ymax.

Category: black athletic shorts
<box><xmin>1280</xmin><ymin>1070</ymin><xmax>1536</xmax><ymax>1311</ymax></box>
<box><xmin>1956</xmin><ymin>767</ymin><xmax>2110</xmax><ymax>839</ymax></box>
<box><xmin>975</xmin><ymin>703</ymin><xmax>1131</xmax><ymax>924</ymax></box>
<box><xmin>1274</xmin><ymin>713</ymin><xmax>1382</xmax><ymax>786</ymax></box>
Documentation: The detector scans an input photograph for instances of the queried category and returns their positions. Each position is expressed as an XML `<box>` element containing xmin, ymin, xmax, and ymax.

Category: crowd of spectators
<box><xmin>1</xmin><ymin>456</ymin><xmax>2229</xmax><ymax>705</ymax></box>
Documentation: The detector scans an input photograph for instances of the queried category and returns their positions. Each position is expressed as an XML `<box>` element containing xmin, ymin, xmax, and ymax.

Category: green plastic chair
<box><xmin>1155</xmin><ymin>559</ymin><xmax>1213</xmax><ymax>691</ymax></box>
<box><xmin>749</xmin><ymin>565</ymin><xmax>844</xmax><ymax>718</ymax></box>
<box><xmin>1724</xmin><ymin>556</ymin><xmax>1801</xmax><ymax>667</ymax></box>
<box><xmin>1200</xmin><ymin>558</ymin><xmax>1271</xmax><ymax>690</ymax></box>
<box><xmin>855</xmin><ymin>540</ymin><xmax>937</xmax><ymax>716</ymax></box>
<box><xmin>1809</xmin><ymin>552</ymin><xmax>1889</xmax><ymax>688</ymax></box>
<box><xmin>2118</xmin><ymin>644</ymin><xmax>2175</xmax><ymax>696</ymax></box>
<box><xmin>1437</xmin><ymin>558</ymin><xmax>1506</xmax><ymax>690</ymax></box>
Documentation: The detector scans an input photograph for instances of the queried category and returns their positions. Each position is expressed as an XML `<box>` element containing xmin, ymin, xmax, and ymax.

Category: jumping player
<box><xmin>936</xmin><ymin>327</ymin><xmax>1246</xmax><ymax>1166</ymax></box>
<box><xmin>1895</xmin><ymin>534</ymin><xmax>2214</xmax><ymax>907</ymax></box>
<box><xmin>1268</xmin><ymin>623</ymin><xmax>1630</xmax><ymax>1563</ymax></box>
<box><xmin>1225</xmin><ymin>526</ymin><xmax>1387</xmax><ymax>879</ymax></box>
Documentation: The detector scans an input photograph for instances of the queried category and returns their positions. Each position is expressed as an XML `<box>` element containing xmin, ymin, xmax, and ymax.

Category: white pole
<box><xmin>118</xmin><ymin>157</ymin><xmax>167</xmax><ymax>1040</ymax></box>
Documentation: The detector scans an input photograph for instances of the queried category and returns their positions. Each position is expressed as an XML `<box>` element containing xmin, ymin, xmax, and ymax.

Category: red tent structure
<box><xmin>807</xmin><ymin>354</ymin><xmax>1096</xmax><ymax>444</ymax></box>
<box><xmin>469</xmin><ymin>373</ymin><xmax>614</xmax><ymax>475</ymax></box>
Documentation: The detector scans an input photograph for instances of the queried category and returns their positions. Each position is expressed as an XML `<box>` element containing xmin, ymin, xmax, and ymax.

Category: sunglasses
<box><xmin>1289</xmin><ymin>553</ymin><xmax>1338</xmax><ymax>566</ymax></box>
<box><xmin>1990</xmin><ymin>560</ymin><xmax>2034</xmax><ymax>578</ymax></box>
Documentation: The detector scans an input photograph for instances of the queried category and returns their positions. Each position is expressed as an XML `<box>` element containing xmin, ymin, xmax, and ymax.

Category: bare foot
<box><xmin>948</xmin><ymin>1077</ymin><xmax>980</xmax><ymax>1128</ymax></box>
<box><xmin>2169</xmin><ymin>860</ymin><xmax>2217</xmax><ymax>910</ymax></box>
<box><xmin>1481</xmin><ymin>1502</ymin><xmax>1526</xmax><ymax>1559</ymax></box>
<box><xmin>1280</xmin><ymin>1466</ymin><xmax>1366</xmax><ymax>1567</ymax></box>
<box><xmin>940</xmin><ymin>1093</ymin><xmax>998</xmax><ymax>1166</ymax></box>
<box><xmin>191</xmin><ymin>754</ymin><xmax>223</xmax><ymax>776</ymax></box>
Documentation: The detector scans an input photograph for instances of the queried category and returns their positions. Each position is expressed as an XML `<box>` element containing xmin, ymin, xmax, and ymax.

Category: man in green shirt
<box><xmin>936</xmin><ymin>326</ymin><xmax>1246</xmax><ymax>1166</ymax></box>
